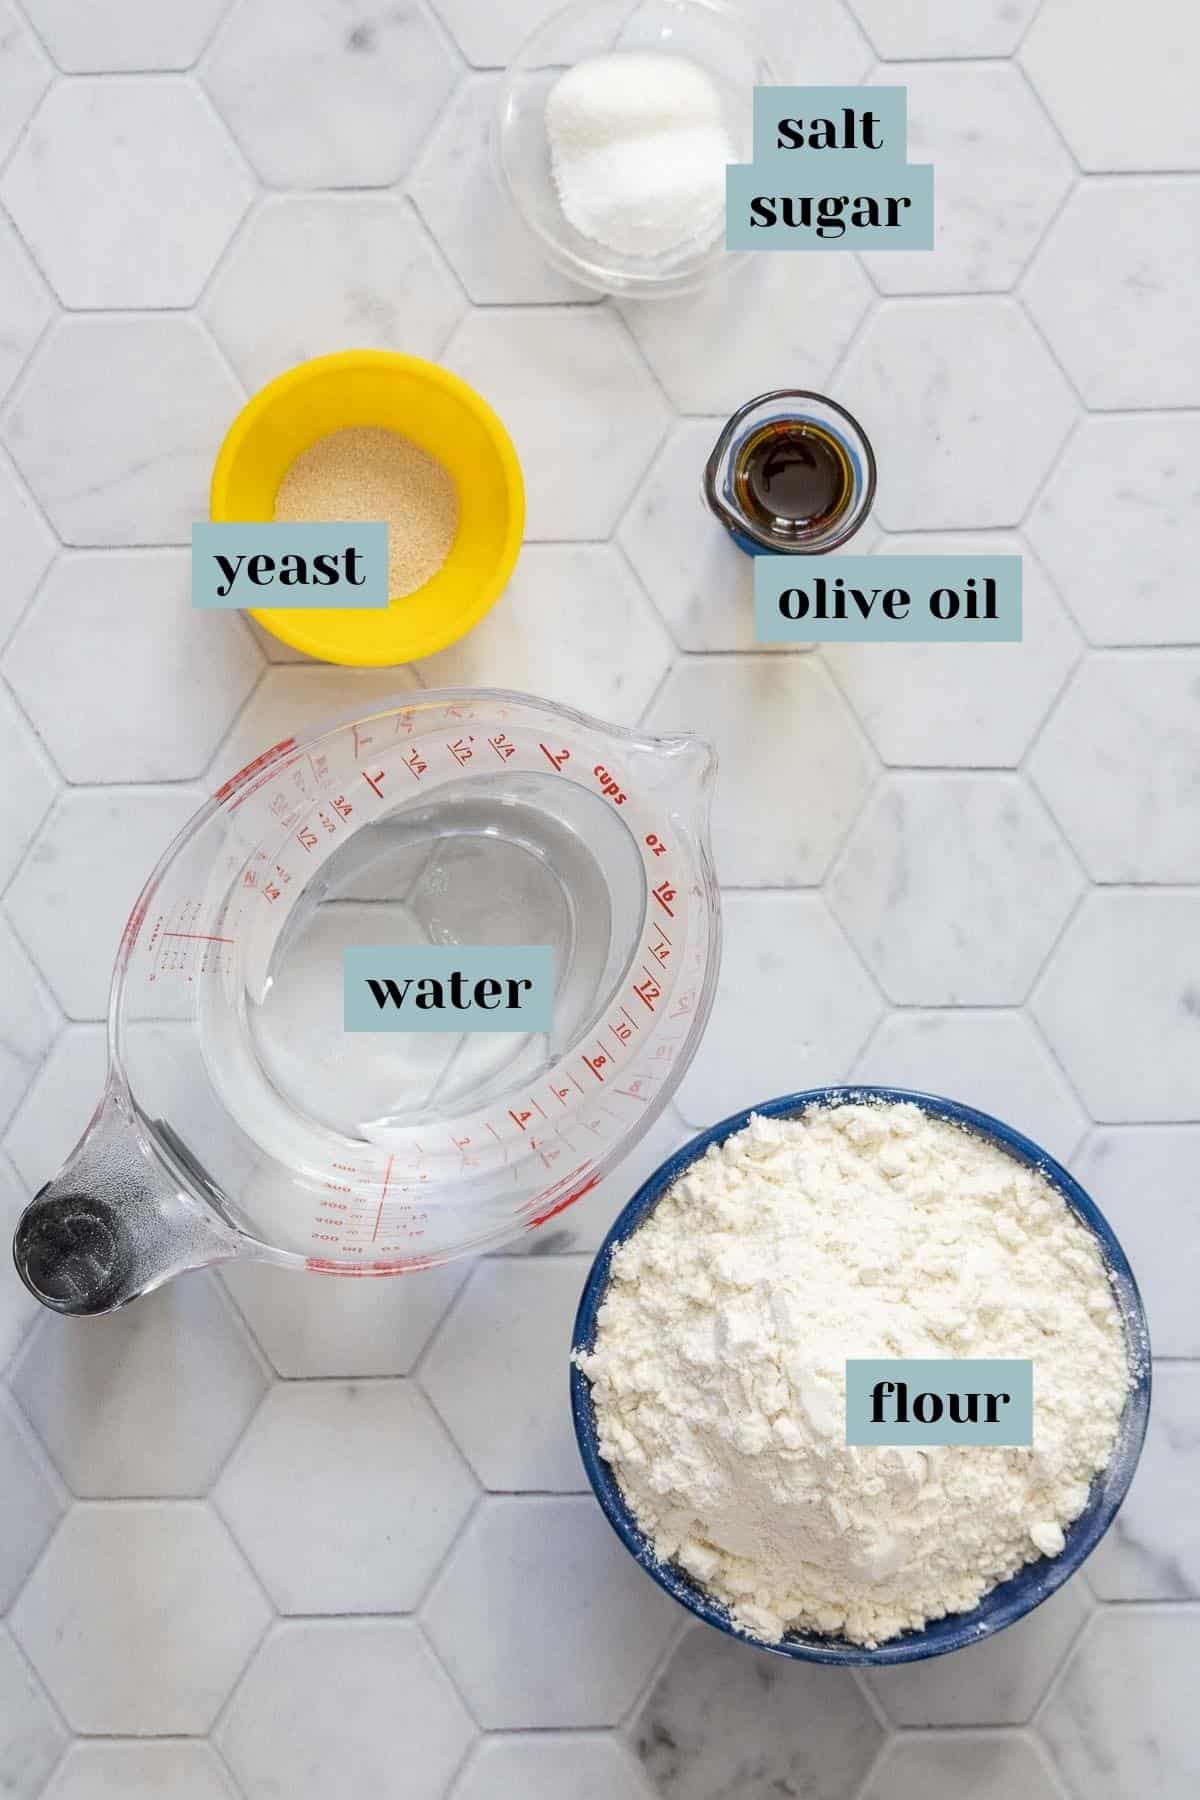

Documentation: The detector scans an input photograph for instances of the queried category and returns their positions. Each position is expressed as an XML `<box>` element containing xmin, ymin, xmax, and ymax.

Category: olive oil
<box><xmin>732</xmin><ymin>419</ymin><xmax>854</xmax><ymax>544</ymax></box>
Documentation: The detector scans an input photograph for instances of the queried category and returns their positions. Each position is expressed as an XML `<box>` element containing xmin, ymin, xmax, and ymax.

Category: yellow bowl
<box><xmin>209</xmin><ymin>349</ymin><xmax>525</xmax><ymax>666</ymax></box>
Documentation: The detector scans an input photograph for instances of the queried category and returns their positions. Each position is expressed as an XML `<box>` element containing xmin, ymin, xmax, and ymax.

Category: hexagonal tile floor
<box><xmin>0</xmin><ymin>6</ymin><xmax>1196</xmax><ymax>1797</ymax></box>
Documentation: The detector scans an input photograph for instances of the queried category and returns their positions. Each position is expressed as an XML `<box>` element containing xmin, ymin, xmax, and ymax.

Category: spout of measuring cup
<box><xmin>12</xmin><ymin>1083</ymin><xmax>240</xmax><ymax>1316</ymax></box>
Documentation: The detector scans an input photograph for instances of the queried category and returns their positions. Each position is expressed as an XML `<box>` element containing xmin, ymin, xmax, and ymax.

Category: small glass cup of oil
<box><xmin>704</xmin><ymin>390</ymin><xmax>876</xmax><ymax>555</ymax></box>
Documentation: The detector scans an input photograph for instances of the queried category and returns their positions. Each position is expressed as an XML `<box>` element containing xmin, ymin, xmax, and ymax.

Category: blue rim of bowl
<box><xmin>570</xmin><ymin>1084</ymin><xmax>1152</xmax><ymax>1665</ymax></box>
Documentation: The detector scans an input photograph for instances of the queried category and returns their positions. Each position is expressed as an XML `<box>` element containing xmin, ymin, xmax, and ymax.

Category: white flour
<box><xmin>578</xmin><ymin>1103</ymin><xmax>1131</xmax><ymax>1646</ymax></box>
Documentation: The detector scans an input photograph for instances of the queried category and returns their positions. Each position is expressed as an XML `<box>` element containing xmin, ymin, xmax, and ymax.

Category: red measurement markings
<box><xmin>297</xmin><ymin>824</ymin><xmax>319</xmax><ymax>852</ymax></box>
<box><xmin>651</xmin><ymin>879</ymin><xmax>677</xmax><ymax>919</ymax></box>
<box><xmin>620</xmin><ymin>1005</ymin><xmax>639</xmax><ymax>1033</ymax></box>
<box><xmin>645</xmin><ymin>832</ymin><xmax>668</xmax><ymax>858</ymax></box>
<box><xmin>162</xmin><ymin>931</ymin><xmax>234</xmax><ymax>944</ymax></box>
<box><xmin>669</xmin><ymin>987</ymin><xmax>695</xmax><ymax>1020</ymax></box>
<box><xmin>403</xmin><ymin>747</ymin><xmax>427</xmax><ymax>780</ymax></box>
<box><xmin>488</xmin><ymin>734</ymin><xmax>516</xmax><ymax>762</ymax></box>
<box><xmin>539</xmin><ymin>743</ymin><xmax>570</xmax><ymax>771</ymax></box>
<box><xmin>485</xmin><ymin>1121</ymin><xmax>503</xmax><ymax>1144</ymax></box>
<box><xmin>615</xmin><ymin>1082</ymin><xmax>651</xmax><ymax>1102</ymax></box>
<box><xmin>362</xmin><ymin>768</ymin><xmax>385</xmax><ymax>798</ymax></box>
<box><xmin>550</xmin><ymin>1082</ymin><xmax>572</xmax><ymax>1106</ymax></box>
<box><xmin>447</xmin><ymin>736</ymin><xmax>474</xmax><ymax>766</ymax></box>
<box><xmin>633</xmin><ymin>967</ymin><xmax>662</xmax><ymax>1011</ymax></box>
<box><xmin>583</xmin><ymin>1046</ymin><xmax>609</xmax><ymax>1082</ymax></box>
<box><xmin>371</xmin><ymin>1154</ymin><xmax>394</xmax><ymax>1243</ymax></box>
<box><xmin>609</xmin><ymin>1017</ymin><xmax>632</xmax><ymax>1048</ymax></box>
<box><xmin>508</xmin><ymin>1107</ymin><xmax>533</xmax><ymax>1131</ymax></box>
<box><xmin>214</xmin><ymin>738</ymin><xmax>296</xmax><ymax>803</ymax></box>
<box><xmin>526</xmin><ymin>1174</ymin><xmax>598</xmax><ymax>1232</ymax></box>
<box><xmin>331</xmin><ymin>794</ymin><xmax>352</xmax><ymax>820</ymax></box>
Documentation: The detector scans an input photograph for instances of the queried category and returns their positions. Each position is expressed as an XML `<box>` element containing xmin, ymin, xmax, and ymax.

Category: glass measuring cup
<box><xmin>13</xmin><ymin>690</ymin><xmax>719</xmax><ymax>1315</ymax></box>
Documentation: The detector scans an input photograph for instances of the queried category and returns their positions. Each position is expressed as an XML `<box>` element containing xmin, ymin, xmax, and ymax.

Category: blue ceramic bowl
<box><xmin>571</xmin><ymin>1085</ymin><xmax>1151</xmax><ymax>1665</ymax></box>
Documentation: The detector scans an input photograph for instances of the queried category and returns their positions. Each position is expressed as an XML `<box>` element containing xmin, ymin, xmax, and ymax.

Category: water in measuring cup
<box><xmin>241</xmin><ymin>769</ymin><xmax>647</xmax><ymax>1145</ymax></box>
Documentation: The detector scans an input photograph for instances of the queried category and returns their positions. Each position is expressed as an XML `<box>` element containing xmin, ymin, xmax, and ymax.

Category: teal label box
<box><xmin>846</xmin><ymin>1360</ymin><xmax>1034</xmax><ymax>1446</ymax></box>
<box><xmin>344</xmin><ymin>946</ymin><xmax>554</xmax><ymax>1034</ymax></box>
<box><xmin>192</xmin><ymin>522</ymin><xmax>389</xmax><ymax>609</ymax></box>
<box><xmin>755</xmin><ymin>555</ymin><xmax>1022</xmax><ymax>643</ymax></box>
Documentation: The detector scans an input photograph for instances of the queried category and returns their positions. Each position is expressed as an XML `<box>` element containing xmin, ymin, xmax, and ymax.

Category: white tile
<box><xmin>220</xmin><ymin>1620</ymin><xmax>474</xmax><ymax>1800</ymax></box>
<box><xmin>0</xmin><ymin>1391</ymin><xmax>61</xmax><ymax>1612</ymax></box>
<box><xmin>6</xmin><ymin>787</ymin><xmax>203</xmax><ymax>1019</ymax></box>
<box><xmin>1031</xmin><ymin>652</ymin><xmax>1200</xmax><ymax>881</ymax></box>
<box><xmin>2</xmin><ymin>316</ymin><xmax>242</xmax><ymax>546</ymax></box>
<box><xmin>416</xmin><ymin>543</ymin><xmax>672</xmax><ymax>724</ymax></box>
<box><xmin>11</xmin><ymin>1272</ymin><xmax>266</xmax><ymax>1497</ymax></box>
<box><xmin>0</xmin><ymin>1152</ymin><xmax>39</xmax><ymax>1371</ymax></box>
<box><xmin>10</xmin><ymin>1502</ymin><xmax>270</xmax><ymax>1734</ymax></box>
<box><xmin>862</xmin><ymin>65</ymin><xmax>1072</xmax><ymax>295</ymax></box>
<box><xmin>751</xmin><ymin>0</ymin><xmax>871</xmax><ymax>83</ymax></box>
<box><xmin>0</xmin><ymin>1</ymin><xmax>52</xmax><ymax>164</ymax></box>
<box><xmin>44</xmin><ymin>1742</ymin><xmax>239</xmax><ymax>1800</ymax></box>
<box><xmin>1023</xmin><ymin>0</ymin><xmax>1200</xmax><ymax>171</ymax></box>
<box><xmin>424</xmin><ymin>1495</ymin><xmax>679</xmax><ymax>1727</ymax></box>
<box><xmin>671</xmin><ymin>893</ymin><xmax>882</xmax><ymax>1129</ymax></box>
<box><xmin>215</xmin><ymin>1379</ymin><xmax>475</xmax><ymax>1613</ymax></box>
<box><xmin>204</xmin><ymin>193</ymin><xmax>466</xmax><ymax>390</ymax></box>
<box><xmin>861</xmin><ymin>1734</ymin><xmax>1064</xmax><ymax>1800</ymax></box>
<box><xmin>221</xmin><ymin>1258</ymin><xmax>468</xmax><ymax>1377</ymax></box>
<box><xmin>864</xmin><ymin>1581</ymin><xmax>1090</xmax><ymax>1725</ymax></box>
<box><xmin>824</xmin><ymin>534</ymin><xmax>1079</xmax><ymax>766</ymax></box>
<box><xmin>1088</xmin><ymin>1365</ymin><xmax>1200</xmax><ymax>1600</ymax></box>
<box><xmin>847</xmin><ymin>0</ymin><xmax>1039</xmax><ymax>57</ymax></box>
<box><xmin>1024</xmin><ymin>181</ymin><xmax>1200</xmax><ymax>409</ymax></box>
<box><xmin>209</xmin><ymin>663</ymin><xmax>420</xmax><ymax>786</ymax></box>
<box><xmin>1027</xmin><ymin>415</ymin><xmax>1200</xmax><ymax>646</ymax></box>
<box><xmin>411</xmin><ymin>76</ymin><xmax>594</xmax><ymax>304</ymax></box>
<box><xmin>838</xmin><ymin>299</ymin><xmax>1076</xmax><ymax>530</ymax></box>
<box><xmin>1074</xmin><ymin>1128</ymin><xmax>1200</xmax><ymax>1358</ymax></box>
<box><xmin>0</xmin><ymin>214</ymin><xmax>53</xmax><ymax>406</ymax></box>
<box><xmin>0</xmin><ymin>1625</ymin><xmax>64</xmax><ymax>1800</ymax></box>
<box><xmin>204</xmin><ymin>0</ymin><xmax>458</xmax><ymax>187</ymax></box>
<box><xmin>0</xmin><ymin>453</ymin><xmax>54</xmax><ymax>650</ymax></box>
<box><xmin>619</xmin><ymin>255</ymin><xmax>871</xmax><ymax>416</ymax></box>
<box><xmin>828</xmin><ymin>774</ymin><xmax>1083</xmax><ymax>1005</ymax></box>
<box><xmin>0</xmin><ymin>912</ymin><xmax>56</xmax><ymax>1134</ymax></box>
<box><xmin>3</xmin><ymin>1024</ymin><xmax>107</xmax><ymax>1194</ymax></box>
<box><xmin>422</xmin><ymin>1257</ymin><xmax>589</xmax><ymax>1491</ymax></box>
<box><xmin>444</xmin><ymin>309</ymin><xmax>669</xmax><ymax>541</ymax></box>
<box><xmin>1032</xmin><ymin>891</ymin><xmax>1200</xmax><ymax>1121</ymax></box>
<box><xmin>4</xmin><ymin>550</ymin><xmax>262</xmax><ymax>783</ymax></box>
<box><xmin>1041</xmin><ymin>1609</ymin><xmax>1200</xmax><ymax>1796</ymax></box>
<box><xmin>852</xmin><ymin>1008</ymin><xmax>1088</xmax><ymax>1163</ymax></box>
<box><xmin>426</xmin><ymin>0</ymin><xmax>556</xmax><ymax>66</ymax></box>
<box><xmin>632</xmin><ymin>1623</ymin><xmax>882</xmax><ymax>1800</ymax></box>
<box><xmin>644</xmin><ymin>658</ymin><xmax>873</xmax><ymax>886</ymax></box>
<box><xmin>1</xmin><ymin>78</ymin><xmax>251</xmax><ymax>309</ymax></box>
<box><xmin>0</xmin><ymin>680</ymin><xmax>58</xmax><ymax>898</ymax></box>
<box><xmin>455</xmin><ymin>1735</ymin><xmax>653</xmax><ymax>1800</ymax></box>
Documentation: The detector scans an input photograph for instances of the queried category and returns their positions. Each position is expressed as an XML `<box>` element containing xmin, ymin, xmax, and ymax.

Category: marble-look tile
<box><xmin>644</xmin><ymin>658</ymin><xmax>873</xmax><ymax>885</ymax></box>
<box><xmin>673</xmin><ymin>893</ymin><xmax>882</xmax><ymax>1128</ymax></box>
<box><xmin>215</xmin><ymin>1379</ymin><xmax>475</xmax><ymax>1613</ymax></box>
<box><xmin>0</xmin><ymin>683</ymin><xmax>56</xmax><ymax>901</ymax></box>
<box><xmin>0</xmin><ymin>1625</ymin><xmax>65</xmax><ymax>1800</ymax></box>
<box><xmin>11</xmin><ymin>1272</ymin><xmax>266</xmax><ymax>1497</ymax></box>
<box><xmin>1023</xmin><ymin>0</ymin><xmax>1200</xmax><ymax>171</ymax></box>
<box><xmin>0</xmin><ymin>912</ymin><xmax>57</xmax><ymax>1134</ymax></box>
<box><xmin>1088</xmin><ymin>1365</ymin><xmax>1200</xmax><ymax>1600</ymax></box>
<box><xmin>846</xmin><ymin>0</ymin><xmax>1040</xmax><ymax>58</ymax></box>
<box><xmin>0</xmin><ymin>1152</ymin><xmax>38</xmax><ymax>1371</ymax></box>
<box><xmin>1031</xmin><ymin>652</ymin><xmax>1200</xmax><ymax>881</ymax></box>
<box><xmin>6</xmin><ymin>788</ymin><xmax>203</xmax><ymax>1019</ymax></box>
<box><xmin>0</xmin><ymin>1</ymin><xmax>51</xmax><ymax>165</ymax></box>
<box><xmin>10</xmin><ymin>1502</ymin><xmax>270</xmax><ymax>1734</ymax></box>
<box><xmin>2</xmin><ymin>1024</ymin><xmax>106</xmax><ymax>1194</ymax></box>
<box><xmin>204</xmin><ymin>0</ymin><xmax>458</xmax><ymax>188</ymax></box>
<box><xmin>209</xmin><ymin>663</ymin><xmax>419</xmax><ymax>787</ymax></box>
<box><xmin>824</xmin><ymin>534</ymin><xmax>1079</xmax><ymax>766</ymax></box>
<box><xmin>205</xmin><ymin>193</ymin><xmax>465</xmax><ymax>390</ymax></box>
<box><xmin>43</xmin><ymin>1741</ymin><xmax>239</xmax><ymax>1800</ymax></box>
<box><xmin>426</xmin><ymin>0</ymin><xmax>558</xmax><ymax>67</ymax></box>
<box><xmin>1041</xmin><ymin>1607</ymin><xmax>1200</xmax><ymax>1798</ymax></box>
<box><xmin>2</xmin><ymin>79</ymin><xmax>252</xmax><ymax>309</ymax></box>
<box><xmin>1074</xmin><ymin>1128</ymin><xmax>1200</xmax><ymax>1358</ymax></box>
<box><xmin>862</xmin><ymin>65</ymin><xmax>1073</xmax><ymax>294</ymax></box>
<box><xmin>416</xmin><ymin>543</ymin><xmax>672</xmax><ymax>723</ymax></box>
<box><xmin>424</xmin><ymin>1496</ymin><xmax>679</xmax><ymax>1727</ymax></box>
<box><xmin>454</xmin><ymin>1734</ymin><xmax>654</xmax><ymax>1800</ymax></box>
<box><xmin>2</xmin><ymin>316</ymin><xmax>242</xmax><ymax>546</ymax></box>
<box><xmin>0</xmin><ymin>1390</ymin><xmax>61</xmax><ymax>1612</ymax></box>
<box><xmin>1024</xmin><ymin>181</ymin><xmax>1200</xmax><ymax>409</ymax></box>
<box><xmin>0</xmin><ymin>215</ymin><xmax>53</xmax><ymax>406</ymax></box>
<box><xmin>865</xmin><ymin>1581</ymin><xmax>1090</xmax><ymax>1725</ymax></box>
<box><xmin>619</xmin><ymin>256</ymin><xmax>871</xmax><ymax>417</ymax></box>
<box><xmin>422</xmin><ymin>1257</ymin><xmax>590</xmax><ymax>1491</ymax></box>
<box><xmin>861</xmin><ymin>1733</ymin><xmax>1065</xmax><ymax>1800</ymax></box>
<box><xmin>1032</xmin><ymin>891</ymin><xmax>1200</xmax><ymax>1121</ymax></box>
<box><xmin>444</xmin><ymin>309</ymin><xmax>669</xmax><ymax>541</ymax></box>
<box><xmin>632</xmin><ymin>1623</ymin><xmax>882</xmax><ymax>1800</ymax></box>
<box><xmin>1027</xmin><ymin>415</ymin><xmax>1200</xmax><ymax>646</ymax></box>
<box><xmin>221</xmin><ymin>1258</ymin><xmax>468</xmax><ymax>1377</ymax></box>
<box><xmin>220</xmin><ymin>1620</ymin><xmax>474</xmax><ymax>1800</ymax></box>
<box><xmin>0</xmin><ymin>453</ymin><xmax>54</xmax><ymax>650</ymax></box>
<box><xmin>853</xmin><ymin>1008</ymin><xmax>1088</xmax><ymax>1162</ymax></box>
<box><xmin>838</xmin><ymin>299</ymin><xmax>1076</xmax><ymax>529</ymax></box>
<box><xmin>411</xmin><ymin>76</ymin><xmax>594</xmax><ymax>304</ymax></box>
<box><xmin>751</xmin><ymin>0</ymin><xmax>871</xmax><ymax>84</ymax></box>
<box><xmin>5</xmin><ymin>551</ymin><xmax>262</xmax><ymax>783</ymax></box>
<box><xmin>829</xmin><ymin>774</ymin><xmax>1083</xmax><ymax>1005</ymax></box>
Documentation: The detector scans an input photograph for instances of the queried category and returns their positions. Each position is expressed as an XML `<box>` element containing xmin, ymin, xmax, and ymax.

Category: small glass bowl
<box><xmin>705</xmin><ymin>389</ymin><xmax>878</xmax><ymax>555</ymax></box>
<box><xmin>495</xmin><ymin>0</ymin><xmax>773</xmax><ymax>299</ymax></box>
